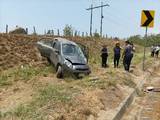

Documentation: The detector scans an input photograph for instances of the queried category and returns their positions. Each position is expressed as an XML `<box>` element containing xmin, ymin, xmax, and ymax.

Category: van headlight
<box><xmin>64</xmin><ymin>59</ymin><xmax>73</xmax><ymax>68</ymax></box>
<box><xmin>84</xmin><ymin>58</ymin><xmax>87</xmax><ymax>63</ymax></box>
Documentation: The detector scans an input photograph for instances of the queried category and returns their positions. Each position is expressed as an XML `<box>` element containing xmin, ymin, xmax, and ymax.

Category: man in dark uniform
<box><xmin>101</xmin><ymin>45</ymin><xmax>108</xmax><ymax>68</ymax></box>
<box><xmin>113</xmin><ymin>42</ymin><xmax>121</xmax><ymax>68</ymax></box>
<box><xmin>122</xmin><ymin>41</ymin><xmax>133</xmax><ymax>71</ymax></box>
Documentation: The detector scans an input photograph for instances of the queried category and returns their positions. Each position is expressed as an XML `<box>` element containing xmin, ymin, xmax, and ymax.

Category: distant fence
<box><xmin>3</xmin><ymin>24</ymin><xmax>109</xmax><ymax>39</ymax></box>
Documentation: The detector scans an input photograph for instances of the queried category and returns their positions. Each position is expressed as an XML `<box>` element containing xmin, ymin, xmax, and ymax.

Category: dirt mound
<box><xmin>0</xmin><ymin>34</ymin><xmax>45</xmax><ymax>71</ymax></box>
<box><xmin>9</xmin><ymin>27</ymin><xmax>27</xmax><ymax>34</ymax></box>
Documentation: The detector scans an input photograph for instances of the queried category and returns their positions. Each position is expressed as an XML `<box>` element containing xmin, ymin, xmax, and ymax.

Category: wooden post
<box><xmin>33</xmin><ymin>26</ymin><xmax>36</xmax><ymax>34</ymax></box>
<box><xmin>82</xmin><ymin>32</ymin><xmax>84</xmax><ymax>37</ymax></box>
<box><xmin>44</xmin><ymin>29</ymin><xmax>46</xmax><ymax>35</ymax></box>
<box><xmin>52</xmin><ymin>30</ymin><xmax>54</xmax><ymax>35</ymax></box>
<box><xmin>26</xmin><ymin>28</ymin><xmax>28</xmax><ymax>34</ymax></box>
<box><xmin>6</xmin><ymin>24</ymin><xmax>8</xmax><ymax>34</ymax></box>
<box><xmin>106</xmin><ymin>34</ymin><xmax>108</xmax><ymax>39</ymax></box>
<box><xmin>86</xmin><ymin>32</ymin><xmax>88</xmax><ymax>37</ymax></box>
<box><xmin>57</xmin><ymin>29</ymin><xmax>60</xmax><ymax>36</ymax></box>
<box><xmin>74</xmin><ymin>31</ymin><xmax>77</xmax><ymax>37</ymax></box>
<box><xmin>78</xmin><ymin>31</ymin><xmax>80</xmax><ymax>36</ymax></box>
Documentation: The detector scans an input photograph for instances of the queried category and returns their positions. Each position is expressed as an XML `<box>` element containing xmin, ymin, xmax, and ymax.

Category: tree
<box><xmin>93</xmin><ymin>29</ymin><xmax>100</xmax><ymax>38</ymax></box>
<box><xmin>74</xmin><ymin>30</ymin><xmax>78</xmax><ymax>37</ymax></box>
<box><xmin>63</xmin><ymin>24</ymin><xmax>73</xmax><ymax>37</ymax></box>
<box><xmin>94</xmin><ymin>33</ymin><xmax>100</xmax><ymax>38</ymax></box>
<box><xmin>128</xmin><ymin>34</ymin><xmax>160</xmax><ymax>47</ymax></box>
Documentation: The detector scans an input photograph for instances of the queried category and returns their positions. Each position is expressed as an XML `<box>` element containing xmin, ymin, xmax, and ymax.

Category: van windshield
<box><xmin>62</xmin><ymin>44</ymin><xmax>85</xmax><ymax>58</ymax></box>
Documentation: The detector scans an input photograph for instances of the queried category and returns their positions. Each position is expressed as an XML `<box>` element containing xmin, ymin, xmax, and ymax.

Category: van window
<box><xmin>62</xmin><ymin>43</ymin><xmax>85</xmax><ymax>58</ymax></box>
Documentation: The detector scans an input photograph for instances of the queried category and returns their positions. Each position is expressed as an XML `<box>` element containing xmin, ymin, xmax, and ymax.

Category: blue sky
<box><xmin>0</xmin><ymin>0</ymin><xmax>160</xmax><ymax>38</ymax></box>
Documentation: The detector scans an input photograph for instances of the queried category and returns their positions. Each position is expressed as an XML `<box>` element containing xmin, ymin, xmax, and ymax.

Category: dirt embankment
<box><xmin>0</xmin><ymin>34</ymin><xmax>43</xmax><ymax>71</ymax></box>
<box><xmin>0</xmin><ymin>34</ymin><xmax>124</xmax><ymax>71</ymax></box>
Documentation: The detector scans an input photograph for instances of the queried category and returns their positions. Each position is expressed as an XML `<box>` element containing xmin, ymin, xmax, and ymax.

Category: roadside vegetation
<box><xmin>0</xmin><ymin>65</ymin><xmax>53</xmax><ymax>87</ymax></box>
<box><xmin>0</xmin><ymin>34</ymin><xmax>159</xmax><ymax>120</ymax></box>
<box><xmin>128</xmin><ymin>34</ymin><xmax>160</xmax><ymax>46</ymax></box>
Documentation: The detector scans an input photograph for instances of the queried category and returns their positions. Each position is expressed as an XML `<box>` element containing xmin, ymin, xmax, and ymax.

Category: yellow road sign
<box><xmin>141</xmin><ymin>10</ymin><xmax>155</xmax><ymax>28</ymax></box>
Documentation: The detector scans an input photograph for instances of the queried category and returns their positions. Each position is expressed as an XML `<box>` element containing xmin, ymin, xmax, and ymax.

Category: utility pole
<box><xmin>86</xmin><ymin>3</ymin><xmax>109</xmax><ymax>37</ymax></box>
<box><xmin>100</xmin><ymin>2</ymin><xmax>104</xmax><ymax>37</ymax></box>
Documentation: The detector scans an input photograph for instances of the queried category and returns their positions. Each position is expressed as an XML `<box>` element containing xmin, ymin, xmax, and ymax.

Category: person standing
<box><xmin>122</xmin><ymin>41</ymin><xmax>134</xmax><ymax>72</ymax></box>
<box><xmin>113</xmin><ymin>42</ymin><xmax>121</xmax><ymax>68</ymax></box>
<box><xmin>155</xmin><ymin>45</ymin><xmax>160</xmax><ymax>58</ymax></box>
<box><xmin>101</xmin><ymin>45</ymin><xmax>108</xmax><ymax>68</ymax></box>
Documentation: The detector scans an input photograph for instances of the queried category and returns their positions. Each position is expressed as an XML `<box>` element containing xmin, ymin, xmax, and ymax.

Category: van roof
<box><xmin>54</xmin><ymin>37</ymin><xmax>77</xmax><ymax>45</ymax></box>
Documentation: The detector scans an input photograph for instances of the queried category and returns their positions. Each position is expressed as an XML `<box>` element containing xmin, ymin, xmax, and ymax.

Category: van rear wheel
<box><xmin>56</xmin><ymin>65</ymin><xmax>63</xmax><ymax>78</ymax></box>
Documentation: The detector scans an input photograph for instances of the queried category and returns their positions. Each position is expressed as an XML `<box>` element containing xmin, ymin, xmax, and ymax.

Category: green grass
<box><xmin>13</xmin><ymin>65</ymin><xmax>53</xmax><ymax>81</ymax></box>
<box><xmin>37</xmin><ymin>85</ymin><xmax>72</xmax><ymax>104</ymax></box>
<box><xmin>2</xmin><ymin>84</ymin><xmax>80</xmax><ymax>120</ymax></box>
<box><xmin>0</xmin><ymin>65</ymin><xmax>53</xmax><ymax>87</ymax></box>
<box><xmin>132</xmin><ymin>53</ymin><xmax>144</xmax><ymax>65</ymax></box>
<box><xmin>0</xmin><ymin>75</ymin><xmax>12</xmax><ymax>86</ymax></box>
<box><xmin>13</xmin><ymin>66</ymin><xmax>40</xmax><ymax>81</ymax></box>
<box><xmin>78</xmin><ymin>78</ymin><xmax>108</xmax><ymax>89</ymax></box>
<box><xmin>76</xmin><ymin>73</ymin><xmax>117</xmax><ymax>89</ymax></box>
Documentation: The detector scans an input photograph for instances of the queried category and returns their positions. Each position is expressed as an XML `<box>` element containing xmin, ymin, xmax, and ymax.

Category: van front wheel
<box><xmin>56</xmin><ymin>65</ymin><xmax>63</xmax><ymax>78</ymax></box>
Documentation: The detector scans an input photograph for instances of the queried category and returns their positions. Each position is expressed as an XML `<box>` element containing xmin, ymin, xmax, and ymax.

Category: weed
<box><xmin>3</xmin><ymin>84</ymin><xmax>77</xmax><ymax>119</ymax></box>
<box><xmin>13</xmin><ymin>66</ymin><xmax>40</xmax><ymax>81</ymax></box>
<box><xmin>0</xmin><ymin>111</ymin><xmax>2</xmax><ymax>118</ymax></box>
<box><xmin>14</xmin><ymin>104</ymin><xmax>29</xmax><ymax>117</ymax></box>
<box><xmin>39</xmin><ymin>65</ymin><xmax>54</xmax><ymax>77</ymax></box>
<box><xmin>37</xmin><ymin>85</ymin><xmax>72</xmax><ymax>105</ymax></box>
<box><xmin>0</xmin><ymin>65</ymin><xmax>53</xmax><ymax>85</ymax></box>
<box><xmin>123</xmin><ymin>77</ymin><xmax>136</xmax><ymax>88</ymax></box>
<box><xmin>78</xmin><ymin>78</ymin><xmax>108</xmax><ymax>89</ymax></box>
<box><xmin>107</xmin><ymin>80</ymin><xmax>117</xmax><ymax>87</ymax></box>
<box><xmin>0</xmin><ymin>74</ymin><xmax>12</xmax><ymax>87</ymax></box>
<box><xmin>11</xmin><ymin>104</ymin><xmax>44</xmax><ymax>120</ymax></box>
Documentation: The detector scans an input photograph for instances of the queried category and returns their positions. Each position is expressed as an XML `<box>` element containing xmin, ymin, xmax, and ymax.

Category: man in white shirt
<box><xmin>155</xmin><ymin>45</ymin><xmax>160</xmax><ymax>58</ymax></box>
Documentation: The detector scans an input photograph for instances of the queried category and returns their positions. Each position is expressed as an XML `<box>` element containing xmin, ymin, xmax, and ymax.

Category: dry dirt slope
<box><xmin>0</xmin><ymin>34</ymin><xmax>42</xmax><ymax>70</ymax></box>
<box><xmin>0</xmin><ymin>34</ymin><xmax>124</xmax><ymax>71</ymax></box>
<box><xmin>0</xmin><ymin>34</ymin><xmax>147</xmax><ymax>120</ymax></box>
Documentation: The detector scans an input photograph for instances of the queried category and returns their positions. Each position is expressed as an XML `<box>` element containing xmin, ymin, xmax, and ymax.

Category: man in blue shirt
<box><xmin>122</xmin><ymin>41</ymin><xmax>134</xmax><ymax>71</ymax></box>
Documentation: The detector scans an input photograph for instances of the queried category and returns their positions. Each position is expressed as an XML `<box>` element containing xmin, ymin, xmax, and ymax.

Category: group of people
<box><xmin>151</xmin><ymin>45</ymin><xmax>160</xmax><ymax>58</ymax></box>
<box><xmin>101</xmin><ymin>41</ymin><xmax>135</xmax><ymax>72</ymax></box>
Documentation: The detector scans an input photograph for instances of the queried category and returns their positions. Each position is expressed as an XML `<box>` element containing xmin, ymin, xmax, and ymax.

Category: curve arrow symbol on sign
<box><xmin>142</xmin><ymin>11</ymin><xmax>154</xmax><ymax>26</ymax></box>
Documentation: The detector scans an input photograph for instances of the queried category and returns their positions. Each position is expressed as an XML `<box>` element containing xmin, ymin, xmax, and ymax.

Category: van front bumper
<box><xmin>63</xmin><ymin>64</ymin><xmax>91</xmax><ymax>75</ymax></box>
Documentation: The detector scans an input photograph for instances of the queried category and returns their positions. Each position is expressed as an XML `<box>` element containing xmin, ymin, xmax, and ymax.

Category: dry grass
<box><xmin>0</xmin><ymin>34</ymin><xmax>156</xmax><ymax>120</ymax></box>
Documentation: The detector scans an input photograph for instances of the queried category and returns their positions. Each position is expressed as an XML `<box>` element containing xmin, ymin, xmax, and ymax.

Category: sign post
<box><xmin>141</xmin><ymin>10</ymin><xmax>155</xmax><ymax>71</ymax></box>
<box><xmin>143</xmin><ymin>27</ymin><xmax>148</xmax><ymax>71</ymax></box>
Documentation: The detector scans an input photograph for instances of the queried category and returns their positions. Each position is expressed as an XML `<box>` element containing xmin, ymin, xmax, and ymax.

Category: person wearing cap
<box><xmin>101</xmin><ymin>45</ymin><xmax>108</xmax><ymax>68</ymax></box>
<box><xmin>113</xmin><ymin>42</ymin><xmax>121</xmax><ymax>68</ymax></box>
<box><xmin>122</xmin><ymin>41</ymin><xmax>134</xmax><ymax>71</ymax></box>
